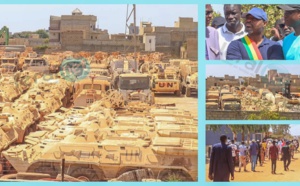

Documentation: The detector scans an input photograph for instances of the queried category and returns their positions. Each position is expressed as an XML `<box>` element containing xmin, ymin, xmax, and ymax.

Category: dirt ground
<box><xmin>206</xmin><ymin>152</ymin><xmax>300</xmax><ymax>182</ymax></box>
<box><xmin>154</xmin><ymin>93</ymin><xmax>198</xmax><ymax>118</ymax></box>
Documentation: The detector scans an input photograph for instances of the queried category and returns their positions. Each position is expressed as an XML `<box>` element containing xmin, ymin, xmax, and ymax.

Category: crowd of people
<box><xmin>206</xmin><ymin>4</ymin><xmax>300</xmax><ymax>60</ymax></box>
<box><xmin>208</xmin><ymin>134</ymin><xmax>300</xmax><ymax>182</ymax></box>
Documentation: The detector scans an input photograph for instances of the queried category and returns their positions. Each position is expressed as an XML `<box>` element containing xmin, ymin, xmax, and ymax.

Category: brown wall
<box><xmin>206</xmin><ymin>110</ymin><xmax>300</xmax><ymax>120</ymax></box>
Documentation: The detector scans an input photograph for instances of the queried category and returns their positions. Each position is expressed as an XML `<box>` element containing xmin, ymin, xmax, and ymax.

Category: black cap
<box><xmin>278</xmin><ymin>4</ymin><xmax>300</xmax><ymax>11</ymax></box>
<box><xmin>211</xmin><ymin>16</ymin><xmax>226</xmax><ymax>28</ymax></box>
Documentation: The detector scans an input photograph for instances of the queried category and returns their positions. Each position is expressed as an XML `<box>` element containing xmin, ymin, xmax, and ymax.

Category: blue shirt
<box><xmin>283</xmin><ymin>32</ymin><xmax>300</xmax><ymax>60</ymax></box>
<box><xmin>226</xmin><ymin>36</ymin><xmax>284</xmax><ymax>60</ymax></box>
<box><xmin>249</xmin><ymin>142</ymin><xmax>258</xmax><ymax>156</ymax></box>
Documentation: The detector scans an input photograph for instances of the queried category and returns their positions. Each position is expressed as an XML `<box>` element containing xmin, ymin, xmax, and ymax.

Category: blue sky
<box><xmin>206</xmin><ymin>64</ymin><xmax>300</xmax><ymax>78</ymax></box>
<box><xmin>290</xmin><ymin>125</ymin><xmax>300</xmax><ymax>136</ymax></box>
<box><xmin>0</xmin><ymin>4</ymin><xmax>197</xmax><ymax>34</ymax></box>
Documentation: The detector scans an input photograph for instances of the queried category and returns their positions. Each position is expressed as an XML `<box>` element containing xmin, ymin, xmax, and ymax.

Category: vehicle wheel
<box><xmin>69</xmin><ymin>168</ymin><xmax>99</xmax><ymax>181</ymax></box>
<box><xmin>186</xmin><ymin>87</ymin><xmax>191</xmax><ymax>97</ymax></box>
<box><xmin>175</xmin><ymin>90</ymin><xmax>181</xmax><ymax>97</ymax></box>
<box><xmin>158</xmin><ymin>169</ymin><xmax>193</xmax><ymax>182</ymax></box>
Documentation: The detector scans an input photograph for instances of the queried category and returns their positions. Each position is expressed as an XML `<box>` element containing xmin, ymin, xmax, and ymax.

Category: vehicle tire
<box><xmin>69</xmin><ymin>168</ymin><xmax>99</xmax><ymax>181</ymax></box>
<box><xmin>158</xmin><ymin>169</ymin><xmax>193</xmax><ymax>182</ymax></box>
<box><xmin>175</xmin><ymin>90</ymin><xmax>181</xmax><ymax>97</ymax></box>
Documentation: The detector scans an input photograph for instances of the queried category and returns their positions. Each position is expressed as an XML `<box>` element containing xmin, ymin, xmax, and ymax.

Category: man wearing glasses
<box><xmin>226</xmin><ymin>7</ymin><xmax>284</xmax><ymax>60</ymax></box>
<box><xmin>278</xmin><ymin>5</ymin><xmax>300</xmax><ymax>59</ymax></box>
<box><xmin>270</xmin><ymin>19</ymin><xmax>293</xmax><ymax>46</ymax></box>
<box><xmin>206</xmin><ymin>4</ymin><xmax>220</xmax><ymax>60</ymax></box>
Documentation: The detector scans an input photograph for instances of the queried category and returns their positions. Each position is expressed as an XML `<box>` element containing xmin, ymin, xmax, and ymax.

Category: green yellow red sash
<box><xmin>241</xmin><ymin>36</ymin><xmax>263</xmax><ymax>60</ymax></box>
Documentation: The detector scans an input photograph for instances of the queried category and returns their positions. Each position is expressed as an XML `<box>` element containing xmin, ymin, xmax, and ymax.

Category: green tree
<box><xmin>35</xmin><ymin>29</ymin><xmax>49</xmax><ymax>38</ymax></box>
<box><xmin>241</xmin><ymin>5</ymin><xmax>284</xmax><ymax>38</ymax></box>
<box><xmin>247</xmin><ymin>109</ymin><xmax>288</xmax><ymax>120</ymax></box>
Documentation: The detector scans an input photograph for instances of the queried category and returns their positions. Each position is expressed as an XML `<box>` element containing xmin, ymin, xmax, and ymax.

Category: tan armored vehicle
<box><xmin>151</xmin><ymin>66</ymin><xmax>181</xmax><ymax>96</ymax></box>
<box><xmin>22</xmin><ymin>52</ymin><xmax>49</xmax><ymax>73</ymax></box>
<box><xmin>2</xmin><ymin>133</ymin><xmax>197</xmax><ymax>181</ymax></box>
<box><xmin>1</xmin><ymin>97</ymin><xmax>197</xmax><ymax>181</ymax></box>
<box><xmin>0</xmin><ymin>102</ymin><xmax>40</xmax><ymax>152</ymax></box>
<box><xmin>0</xmin><ymin>52</ymin><xmax>19</xmax><ymax>70</ymax></box>
<box><xmin>220</xmin><ymin>94</ymin><xmax>241</xmax><ymax>110</ymax></box>
<box><xmin>206</xmin><ymin>90</ymin><xmax>219</xmax><ymax>110</ymax></box>
<box><xmin>73</xmin><ymin>75</ymin><xmax>111</xmax><ymax>107</ymax></box>
<box><xmin>118</xmin><ymin>73</ymin><xmax>155</xmax><ymax>105</ymax></box>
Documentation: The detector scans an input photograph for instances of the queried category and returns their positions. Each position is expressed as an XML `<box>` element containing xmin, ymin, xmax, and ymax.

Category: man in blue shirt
<box><xmin>278</xmin><ymin>5</ymin><xmax>300</xmax><ymax>59</ymax></box>
<box><xmin>227</xmin><ymin>7</ymin><xmax>284</xmax><ymax>60</ymax></box>
<box><xmin>249</xmin><ymin>139</ymin><xmax>258</xmax><ymax>172</ymax></box>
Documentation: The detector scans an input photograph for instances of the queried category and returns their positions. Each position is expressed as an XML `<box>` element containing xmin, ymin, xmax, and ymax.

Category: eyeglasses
<box><xmin>279</xmin><ymin>24</ymin><xmax>285</xmax><ymax>28</ymax></box>
<box><xmin>206</xmin><ymin>11</ymin><xmax>213</xmax><ymax>16</ymax></box>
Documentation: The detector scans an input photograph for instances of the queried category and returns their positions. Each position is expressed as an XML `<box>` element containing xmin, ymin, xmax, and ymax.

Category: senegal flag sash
<box><xmin>241</xmin><ymin>36</ymin><xmax>263</xmax><ymax>60</ymax></box>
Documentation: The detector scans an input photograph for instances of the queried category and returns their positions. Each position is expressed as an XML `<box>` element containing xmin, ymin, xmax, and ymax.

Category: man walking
<box><xmin>229</xmin><ymin>140</ymin><xmax>238</xmax><ymax>171</ymax></box>
<box><xmin>269</xmin><ymin>140</ymin><xmax>279</xmax><ymax>174</ymax></box>
<box><xmin>227</xmin><ymin>7</ymin><xmax>284</xmax><ymax>60</ymax></box>
<box><xmin>238</xmin><ymin>141</ymin><xmax>248</xmax><ymax>172</ymax></box>
<box><xmin>282</xmin><ymin>141</ymin><xmax>291</xmax><ymax>171</ymax></box>
<box><xmin>249</xmin><ymin>139</ymin><xmax>258</xmax><ymax>172</ymax></box>
<box><xmin>209</xmin><ymin>135</ymin><xmax>234</xmax><ymax>182</ymax></box>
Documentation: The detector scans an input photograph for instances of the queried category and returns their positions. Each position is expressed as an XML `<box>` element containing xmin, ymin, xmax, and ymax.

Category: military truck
<box><xmin>118</xmin><ymin>73</ymin><xmax>154</xmax><ymax>105</ymax></box>
<box><xmin>180</xmin><ymin>61</ymin><xmax>198</xmax><ymax>97</ymax></box>
<box><xmin>151</xmin><ymin>67</ymin><xmax>181</xmax><ymax>96</ymax></box>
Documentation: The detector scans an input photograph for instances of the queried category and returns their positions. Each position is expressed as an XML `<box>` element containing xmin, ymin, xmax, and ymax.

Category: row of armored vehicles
<box><xmin>0</xmin><ymin>96</ymin><xmax>198</xmax><ymax>181</ymax></box>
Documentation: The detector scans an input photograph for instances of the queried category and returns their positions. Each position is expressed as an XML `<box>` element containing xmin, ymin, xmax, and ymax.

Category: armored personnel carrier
<box><xmin>151</xmin><ymin>66</ymin><xmax>181</xmax><ymax>96</ymax></box>
<box><xmin>1</xmin><ymin>97</ymin><xmax>197</xmax><ymax>181</ymax></box>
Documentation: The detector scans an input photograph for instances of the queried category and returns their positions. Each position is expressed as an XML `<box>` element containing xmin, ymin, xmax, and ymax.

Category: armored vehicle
<box><xmin>151</xmin><ymin>66</ymin><xmax>181</xmax><ymax>96</ymax></box>
<box><xmin>73</xmin><ymin>75</ymin><xmax>111</xmax><ymax>107</ymax></box>
<box><xmin>118</xmin><ymin>73</ymin><xmax>154</xmax><ymax>105</ymax></box>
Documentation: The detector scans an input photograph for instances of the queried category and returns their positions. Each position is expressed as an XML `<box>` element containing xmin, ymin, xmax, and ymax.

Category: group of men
<box><xmin>206</xmin><ymin>4</ymin><xmax>300</xmax><ymax>60</ymax></box>
<box><xmin>208</xmin><ymin>134</ymin><xmax>297</xmax><ymax>182</ymax></box>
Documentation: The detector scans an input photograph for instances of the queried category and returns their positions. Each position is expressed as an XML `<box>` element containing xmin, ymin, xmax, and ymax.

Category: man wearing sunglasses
<box><xmin>270</xmin><ymin>19</ymin><xmax>293</xmax><ymax>45</ymax></box>
<box><xmin>206</xmin><ymin>4</ymin><xmax>220</xmax><ymax>60</ymax></box>
<box><xmin>278</xmin><ymin>5</ymin><xmax>300</xmax><ymax>60</ymax></box>
<box><xmin>227</xmin><ymin>7</ymin><xmax>284</xmax><ymax>60</ymax></box>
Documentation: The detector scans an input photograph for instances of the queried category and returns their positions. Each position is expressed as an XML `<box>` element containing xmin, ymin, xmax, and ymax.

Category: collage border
<box><xmin>1</xmin><ymin>0</ymin><xmax>300</xmax><ymax>185</ymax></box>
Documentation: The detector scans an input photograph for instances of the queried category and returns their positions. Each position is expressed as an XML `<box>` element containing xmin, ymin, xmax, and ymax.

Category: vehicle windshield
<box><xmin>119</xmin><ymin>77</ymin><xmax>149</xmax><ymax>90</ymax></box>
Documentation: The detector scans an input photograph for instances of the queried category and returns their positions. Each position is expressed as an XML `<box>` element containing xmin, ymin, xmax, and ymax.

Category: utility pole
<box><xmin>124</xmin><ymin>4</ymin><xmax>138</xmax><ymax>70</ymax></box>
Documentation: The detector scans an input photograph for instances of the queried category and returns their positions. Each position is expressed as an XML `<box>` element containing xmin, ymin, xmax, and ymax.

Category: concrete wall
<box><xmin>61</xmin><ymin>31</ymin><xmax>83</xmax><ymax>47</ymax></box>
<box><xmin>206</xmin><ymin>110</ymin><xmax>300</xmax><ymax>120</ymax></box>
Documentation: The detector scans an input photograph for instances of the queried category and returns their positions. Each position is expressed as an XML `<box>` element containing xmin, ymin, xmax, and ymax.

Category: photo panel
<box><xmin>206</xmin><ymin>64</ymin><xmax>300</xmax><ymax>120</ymax></box>
<box><xmin>205</xmin><ymin>4</ymin><xmax>300</xmax><ymax>60</ymax></box>
<box><xmin>206</xmin><ymin>124</ymin><xmax>299</xmax><ymax>182</ymax></box>
<box><xmin>0</xmin><ymin>4</ymin><xmax>198</xmax><ymax>182</ymax></box>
